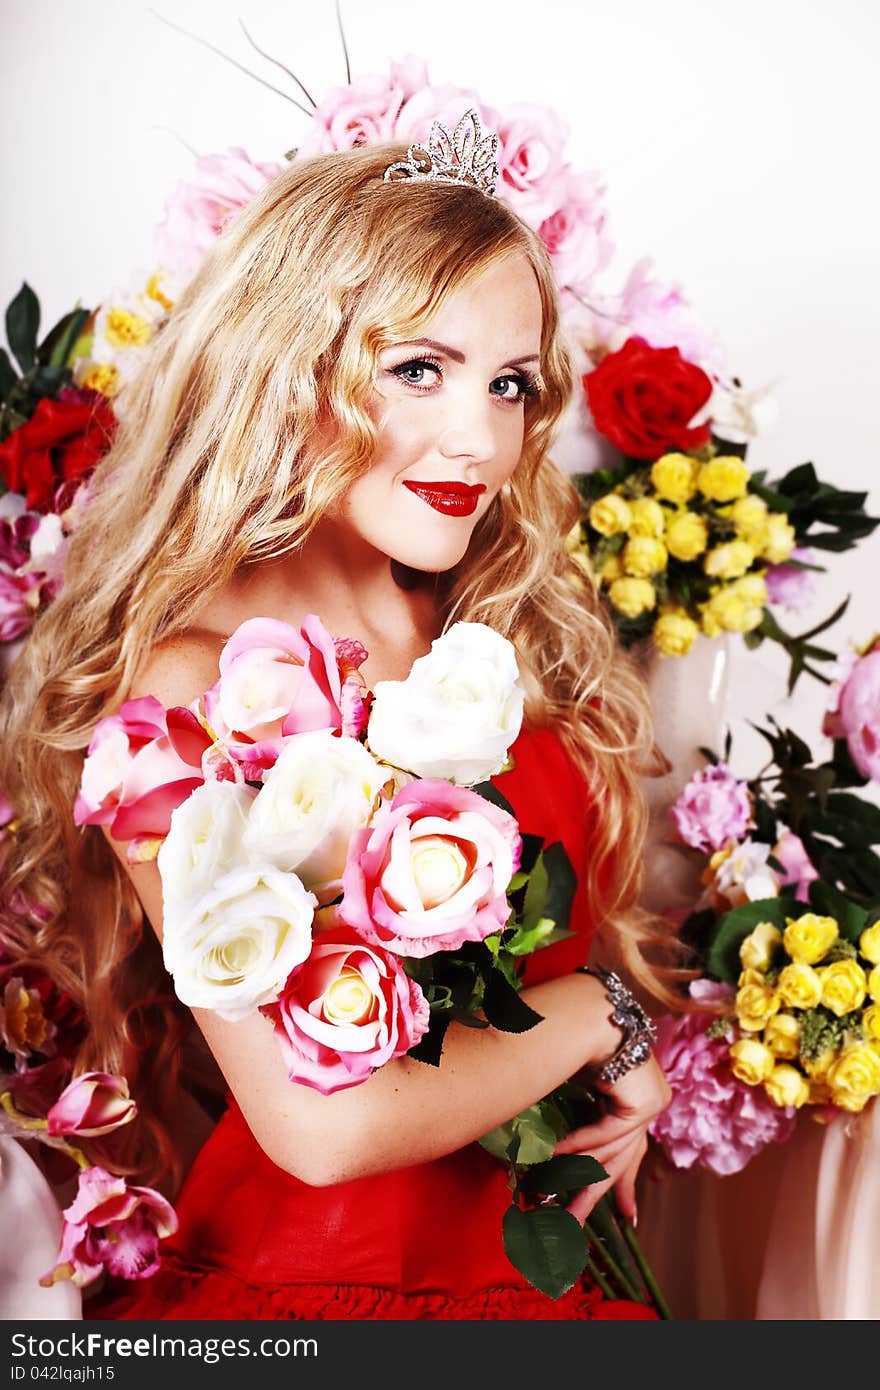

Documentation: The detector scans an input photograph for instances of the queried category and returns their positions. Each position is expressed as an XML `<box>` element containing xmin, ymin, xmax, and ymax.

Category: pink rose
<box><xmin>823</xmin><ymin>642</ymin><xmax>880</xmax><ymax>781</ymax></box>
<box><xmin>263</xmin><ymin>922</ymin><xmax>429</xmax><ymax>1095</ymax></box>
<box><xmin>155</xmin><ymin>147</ymin><xmax>282</xmax><ymax>279</ymax></box>
<box><xmin>536</xmin><ymin>168</ymin><xmax>613</xmax><ymax>297</ymax></box>
<box><xmin>46</xmin><ymin>1071</ymin><xmax>137</xmax><ymax>1139</ymax></box>
<box><xmin>496</xmin><ymin>103</ymin><xmax>569</xmax><ymax>226</ymax></box>
<box><xmin>203</xmin><ymin>616</ymin><xmax>368</xmax><ymax>775</ymax></box>
<box><xmin>772</xmin><ymin>831</ymin><xmax>819</xmax><ymax>902</ymax></box>
<box><xmin>339</xmin><ymin>780</ymin><xmax>520</xmax><ymax>958</ymax></box>
<box><xmin>765</xmin><ymin>547</ymin><xmax>818</xmax><ymax>613</ymax></box>
<box><xmin>74</xmin><ymin>696</ymin><xmax>209</xmax><ymax>842</ymax></box>
<box><xmin>40</xmin><ymin>1165</ymin><xmax>177</xmax><ymax>1288</ymax></box>
<box><xmin>670</xmin><ymin>762</ymin><xmax>752</xmax><ymax>854</ymax></box>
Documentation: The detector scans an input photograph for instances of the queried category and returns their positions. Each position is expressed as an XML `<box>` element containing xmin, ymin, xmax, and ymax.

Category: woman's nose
<box><xmin>437</xmin><ymin>391</ymin><xmax>497</xmax><ymax>464</ymax></box>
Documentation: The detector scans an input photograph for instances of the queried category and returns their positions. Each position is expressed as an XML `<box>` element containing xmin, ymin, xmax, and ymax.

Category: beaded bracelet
<box><xmin>575</xmin><ymin>965</ymin><xmax>657</xmax><ymax>1085</ymax></box>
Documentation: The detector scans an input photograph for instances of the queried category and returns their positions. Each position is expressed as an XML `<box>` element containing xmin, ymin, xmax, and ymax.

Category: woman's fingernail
<box><xmin>632</xmin><ymin>1209</ymin><xmax>638</xmax><ymax>1228</ymax></box>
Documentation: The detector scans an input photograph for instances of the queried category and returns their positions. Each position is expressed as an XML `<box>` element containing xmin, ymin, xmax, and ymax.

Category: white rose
<box><xmin>158</xmin><ymin>780</ymin><xmax>256</xmax><ymax>915</ymax></box>
<box><xmin>366</xmin><ymin>621</ymin><xmax>525</xmax><ymax>785</ymax></box>
<box><xmin>163</xmin><ymin>862</ymin><xmax>315</xmax><ymax>1021</ymax></box>
<box><xmin>243</xmin><ymin>730</ymin><xmax>387</xmax><ymax>904</ymax></box>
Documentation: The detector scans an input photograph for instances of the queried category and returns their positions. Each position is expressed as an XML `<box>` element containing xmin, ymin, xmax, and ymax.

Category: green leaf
<box><xmin>406</xmin><ymin>1012</ymin><xmax>451</xmax><ymax>1066</ymax></box>
<box><xmin>36</xmin><ymin>305</ymin><xmax>90</xmax><ymax>369</ymax></box>
<box><xmin>474</xmin><ymin>781</ymin><xmax>515</xmax><ymax>818</ymax></box>
<box><xmin>806</xmin><ymin>880</ymin><xmax>867</xmax><ymax>942</ymax></box>
<box><xmin>707</xmin><ymin>897</ymin><xmax>800</xmax><ymax>982</ymax></box>
<box><xmin>541</xmin><ymin>841</ymin><xmax>577</xmax><ymax>932</ymax></box>
<box><xmin>520</xmin><ymin>1154</ymin><xmax>608</xmax><ymax>1199</ymax></box>
<box><xmin>0</xmin><ymin>347</ymin><xmax>17</xmax><ymax>401</ymax></box>
<box><xmin>521</xmin><ymin>848</ymin><xmax>550</xmax><ymax>932</ymax></box>
<box><xmin>502</xmin><ymin>1204</ymin><xmax>589</xmax><ymax>1299</ymax></box>
<box><xmin>479</xmin><ymin>1104</ymin><xmax>561</xmax><ymax>1164</ymax></box>
<box><xmin>482</xmin><ymin>969</ymin><xmax>544</xmax><ymax>1033</ymax></box>
<box><xmin>6</xmin><ymin>283</ymin><xmax>40</xmax><ymax>373</ymax></box>
<box><xmin>504</xmin><ymin>917</ymin><xmax>571</xmax><ymax>956</ymax></box>
<box><xmin>804</xmin><ymin>792</ymin><xmax>880</xmax><ymax>849</ymax></box>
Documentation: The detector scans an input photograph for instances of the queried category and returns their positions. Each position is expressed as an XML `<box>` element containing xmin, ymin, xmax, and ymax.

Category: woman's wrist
<box><xmin>574</xmin><ymin>965</ymin><xmax>657</xmax><ymax>1087</ymax></box>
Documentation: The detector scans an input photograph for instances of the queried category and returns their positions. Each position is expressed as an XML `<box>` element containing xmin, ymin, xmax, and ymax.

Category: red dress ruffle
<box><xmin>91</xmin><ymin>729</ymin><xmax>655</xmax><ymax>1322</ymax></box>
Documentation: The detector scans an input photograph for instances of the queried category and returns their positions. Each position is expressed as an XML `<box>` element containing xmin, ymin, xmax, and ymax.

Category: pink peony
<box><xmin>340</xmin><ymin>780</ymin><xmax>520</xmax><ymax>958</ymax></box>
<box><xmin>772</xmin><ymin>831</ymin><xmax>819</xmax><ymax>902</ymax></box>
<box><xmin>40</xmin><ymin>1165</ymin><xmax>177</xmax><ymax>1288</ymax></box>
<box><xmin>650</xmin><ymin>979</ymin><xmax>796</xmax><ymax>1175</ymax></box>
<box><xmin>823</xmin><ymin>641</ymin><xmax>880</xmax><ymax>781</ymax></box>
<box><xmin>670</xmin><ymin>762</ymin><xmax>752</xmax><ymax>854</ymax></box>
<box><xmin>536</xmin><ymin>168</ymin><xmax>613</xmax><ymax>297</ymax></box>
<box><xmin>765</xmin><ymin>547</ymin><xmax>818</xmax><ymax>613</ymax></box>
<box><xmin>46</xmin><ymin>1070</ymin><xmax>137</xmax><ymax>1139</ymax></box>
<box><xmin>263</xmin><ymin>921</ymin><xmax>429</xmax><ymax>1095</ymax></box>
<box><xmin>155</xmin><ymin>147</ymin><xmax>282</xmax><ymax>280</ymax></box>
<box><xmin>74</xmin><ymin>696</ymin><xmax>209</xmax><ymax>842</ymax></box>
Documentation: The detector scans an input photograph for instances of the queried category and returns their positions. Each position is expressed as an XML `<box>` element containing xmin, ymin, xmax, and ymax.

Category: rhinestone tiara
<box><xmin>383</xmin><ymin>109</ymin><xmax>499</xmax><ymax>197</ymax></box>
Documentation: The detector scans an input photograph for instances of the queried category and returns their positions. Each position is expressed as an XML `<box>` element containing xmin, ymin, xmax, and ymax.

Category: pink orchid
<box><xmin>670</xmin><ymin>761</ymin><xmax>752</xmax><ymax>854</ymax></box>
<box><xmin>155</xmin><ymin>148</ymin><xmax>282</xmax><ymax>280</ymax></box>
<box><xmin>340</xmin><ymin>779</ymin><xmax>520</xmax><ymax>957</ymax></box>
<box><xmin>46</xmin><ymin>1071</ymin><xmax>137</xmax><ymax>1139</ymax></box>
<box><xmin>40</xmin><ymin>1165</ymin><xmax>177</xmax><ymax>1288</ymax></box>
<box><xmin>823</xmin><ymin>640</ymin><xmax>880</xmax><ymax>782</ymax></box>
<box><xmin>263</xmin><ymin>921</ymin><xmax>430</xmax><ymax>1095</ymax></box>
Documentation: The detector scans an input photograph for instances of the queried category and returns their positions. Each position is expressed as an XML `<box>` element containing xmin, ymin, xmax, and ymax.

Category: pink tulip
<box><xmin>41</xmin><ymin>1166</ymin><xmax>177</xmax><ymax>1288</ymax></box>
<box><xmin>46</xmin><ymin>1070</ymin><xmax>137</xmax><ymax>1138</ymax></box>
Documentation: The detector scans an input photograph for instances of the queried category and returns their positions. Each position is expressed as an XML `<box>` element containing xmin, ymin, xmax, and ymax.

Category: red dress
<box><xmin>93</xmin><ymin>729</ymin><xmax>655</xmax><ymax>1321</ymax></box>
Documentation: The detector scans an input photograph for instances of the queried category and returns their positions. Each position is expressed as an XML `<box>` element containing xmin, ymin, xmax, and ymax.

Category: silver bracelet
<box><xmin>576</xmin><ymin>965</ymin><xmax>657</xmax><ymax>1085</ymax></box>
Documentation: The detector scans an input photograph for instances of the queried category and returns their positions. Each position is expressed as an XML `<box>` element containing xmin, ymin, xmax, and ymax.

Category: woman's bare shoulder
<box><xmin>130</xmin><ymin>625</ymin><xmax>226</xmax><ymax>710</ymax></box>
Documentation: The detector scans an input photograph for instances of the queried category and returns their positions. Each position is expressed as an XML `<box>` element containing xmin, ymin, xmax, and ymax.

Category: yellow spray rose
<box><xmin>804</xmin><ymin>1049</ymin><xmax>836</xmax><ymax>1081</ymax></box>
<box><xmin>664</xmin><ymin>510</ymin><xmax>708</xmax><ymax>561</ymax></box>
<box><xmin>650</xmin><ymin>453</ymin><xmax>699</xmax><ymax>504</ymax></box>
<box><xmin>740</xmin><ymin>921</ymin><xmax>783</xmax><ymax>972</ymax></box>
<box><xmin>608</xmin><ymin>577</ymin><xmax>656</xmax><ymax>619</ymax></box>
<box><xmin>729</xmin><ymin>1037</ymin><xmax>776</xmax><ymax>1085</ymax></box>
<box><xmin>869</xmin><ymin>964</ymin><xmax>880</xmax><ymax>1002</ymax></box>
<box><xmin>761</xmin><ymin>513</ymin><xmax>797</xmax><ymax>564</ymax></box>
<box><xmin>858</xmin><ymin>922</ymin><xmax>880</xmax><ymax>966</ymax></box>
<box><xmin>777</xmin><ymin>961</ymin><xmax>823</xmax><ymax>1009</ymax></box>
<box><xmin>828</xmin><ymin>1044</ymin><xmax>880</xmax><ymax>1112</ymax></box>
<box><xmin>735</xmin><ymin>976</ymin><xmax>781</xmax><ymax>1032</ymax></box>
<box><xmin>763</xmin><ymin>1011</ymin><xmax>800</xmax><ymax>1060</ymax></box>
<box><xmin>627</xmin><ymin>497</ymin><xmax>666</xmax><ymax>538</ymax></box>
<box><xmin>696</xmin><ymin>455</ymin><xmax>750</xmax><ymax>503</ymax></box>
<box><xmin>701</xmin><ymin>576</ymin><xmax>766</xmax><ymax>634</ymax></box>
<box><xmin>653</xmin><ymin>611</ymin><xmax>698</xmax><ymax>656</ymax></box>
<box><xmin>589</xmin><ymin>493</ymin><xmax>632</xmax><ymax>536</ymax></box>
<box><xmin>599</xmin><ymin>553</ymin><xmax>625</xmax><ymax>583</ymax></box>
<box><xmin>783</xmin><ymin>912</ymin><xmax>839</xmax><ymax>965</ymax></box>
<box><xmin>729</xmin><ymin>494</ymin><xmax>769</xmax><ymax>547</ymax></box>
<box><xmin>862</xmin><ymin>1004</ymin><xmax>880</xmax><ymax>1044</ymax></box>
<box><xmin>622</xmin><ymin>536</ymin><xmax>668</xmax><ymax>577</ymax></box>
<box><xmin>703</xmin><ymin>540</ymin><xmax>756</xmax><ymax>580</ymax></box>
<box><xmin>818</xmin><ymin>958</ymin><xmax>867</xmax><ymax>1017</ymax></box>
<box><xmin>764</xmin><ymin>1064</ymin><xmax>810</xmax><ymax>1109</ymax></box>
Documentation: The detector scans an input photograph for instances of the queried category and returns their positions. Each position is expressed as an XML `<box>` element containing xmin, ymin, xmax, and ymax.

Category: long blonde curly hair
<box><xmin>0</xmin><ymin>143</ymin><xmax>678</xmax><ymax>1188</ymax></box>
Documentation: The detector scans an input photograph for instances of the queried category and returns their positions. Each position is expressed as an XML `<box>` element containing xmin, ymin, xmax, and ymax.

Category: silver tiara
<box><xmin>383</xmin><ymin>109</ymin><xmax>499</xmax><ymax>197</ymax></box>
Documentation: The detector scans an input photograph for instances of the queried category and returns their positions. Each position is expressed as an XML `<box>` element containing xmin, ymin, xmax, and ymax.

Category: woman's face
<box><xmin>335</xmin><ymin>252</ymin><xmax>544</xmax><ymax>573</ymax></box>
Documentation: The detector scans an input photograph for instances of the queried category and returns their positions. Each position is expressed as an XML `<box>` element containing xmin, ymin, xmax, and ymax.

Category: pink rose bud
<box><xmin>46</xmin><ymin>1071</ymin><xmax>137</xmax><ymax>1138</ymax></box>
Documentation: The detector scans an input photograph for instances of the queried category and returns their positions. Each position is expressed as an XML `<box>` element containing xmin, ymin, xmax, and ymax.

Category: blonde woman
<box><xmin>0</xmin><ymin>132</ymin><xmax>675</xmax><ymax>1320</ymax></box>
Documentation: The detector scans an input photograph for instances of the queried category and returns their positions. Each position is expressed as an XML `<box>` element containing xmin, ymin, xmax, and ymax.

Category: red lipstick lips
<box><xmin>403</xmin><ymin>480</ymin><xmax>487</xmax><ymax>517</ymax></box>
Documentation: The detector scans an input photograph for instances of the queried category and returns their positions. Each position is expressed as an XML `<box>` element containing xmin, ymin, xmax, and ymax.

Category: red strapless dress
<box><xmin>92</xmin><ymin>729</ymin><xmax>655</xmax><ymax>1321</ymax></box>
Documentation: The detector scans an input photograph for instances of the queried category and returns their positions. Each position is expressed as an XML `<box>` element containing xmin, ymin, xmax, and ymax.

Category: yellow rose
<box><xmin>804</xmin><ymin>1049</ymin><xmax>836</xmax><ymax>1081</ymax></box>
<box><xmin>858</xmin><ymin>922</ymin><xmax>880</xmax><ymax>966</ymax></box>
<box><xmin>828</xmin><ymin>1043</ymin><xmax>880</xmax><ymax>1111</ymax></box>
<box><xmin>869</xmin><ymin>964</ymin><xmax>880</xmax><ymax>1002</ymax></box>
<box><xmin>608</xmin><ymin>577</ymin><xmax>656</xmax><ymax>619</ymax></box>
<box><xmin>589</xmin><ymin>493</ymin><xmax>632</xmax><ymax>537</ymax></box>
<box><xmin>729</xmin><ymin>1037</ymin><xmax>776</xmax><ymax>1085</ymax></box>
<box><xmin>664</xmin><ymin>509</ymin><xmax>708</xmax><ymax>561</ymax></box>
<box><xmin>701</xmin><ymin>607</ymin><xmax>722</xmax><ymax>638</ymax></box>
<box><xmin>777</xmin><ymin>961</ymin><xmax>823</xmax><ymax>1009</ymax></box>
<box><xmin>818</xmin><ymin>958</ymin><xmax>867</xmax><ymax>1017</ymax></box>
<box><xmin>628</xmin><ymin>497</ymin><xmax>666</xmax><ymax>538</ymax></box>
<box><xmin>740</xmin><ymin>921</ymin><xmax>783</xmax><ymax>972</ymax></box>
<box><xmin>761</xmin><ymin>513</ymin><xmax>797</xmax><ymax>564</ymax></box>
<box><xmin>729</xmin><ymin>494</ymin><xmax>769</xmax><ymax>548</ymax></box>
<box><xmin>735</xmin><ymin>573</ymin><xmax>768</xmax><ymax>604</ymax></box>
<box><xmin>783</xmin><ymin>912</ymin><xmax>839</xmax><ymax>965</ymax></box>
<box><xmin>650</xmin><ymin>453</ymin><xmax>699</xmax><ymax>504</ymax></box>
<box><xmin>622</xmin><ymin>536</ymin><xmax>668</xmax><ymax>577</ymax></box>
<box><xmin>696</xmin><ymin>455</ymin><xmax>751</xmax><ymax>503</ymax></box>
<box><xmin>701</xmin><ymin>580</ymin><xmax>765</xmax><ymax>634</ymax></box>
<box><xmin>764</xmin><ymin>1064</ymin><xmax>810</xmax><ymax>1109</ymax></box>
<box><xmin>653</xmin><ymin>611</ymin><xmax>699</xmax><ymax>657</ymax></box>
<box><xmin>861</xmin><ymin>1003</ymin><xmax>880</xmax><ymax>1044</ymax></box>
<box><xmin>763</xmin><ymin>1011</ymin><xmax>801</xmax><ymax>1060</ymax></box>
<box><xmin>808</xmin><ymin>1078</ymin><xmax>833</xmax><ymax>1105</ymax></box>
<box><xmin>703</xmin><ymin>540</ymin><xmax>756</xmax><ymax>580</ymax></box>
<box><xmin>735</xmin><ymin>977</ymin><xmax>781</xmax><ymax>1032</ymax></box>
<box><xmin>599</xmin><ymin>553</ymin><xmax>624</xmax><ymax>583</ymax></box>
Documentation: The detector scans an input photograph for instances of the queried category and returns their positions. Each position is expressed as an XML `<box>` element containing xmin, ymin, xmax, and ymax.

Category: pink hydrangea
<box><xmin>263</xmin><ymin>922</ymin><xmax>430</xmax><ymax>1095</ymax></box>
<box><xmin>823</xmin><ymin>641</ymin><xmax>880</xmax><ymax>781</ymax></box>
<box><xmin>670</xmin><ymin>761</ymin><xmax>752</xmax><ymax>853</ymax></box>
<box><xmin>650</xmin><ymin>980</ymin><xmax>796</xmax><ymax>1175</ymax></box>
<box><xmin>156</xmin><ymin>147</ymin><xmax>283</xmax><ymax>280</ymax></box>
<box><xmin>765</xmin><ymin>547</ymin><xmax>818</xmax><ymax>613</ymax></box>
<box><xmin>40</xmin><ymin>1165</ymin><xmax>177</xmax><ymax>1288</ymax></box>
<box><xmin>772</xmin><ymin>831</ymin><xmax>819</xmax><ymax>902</ymax></box>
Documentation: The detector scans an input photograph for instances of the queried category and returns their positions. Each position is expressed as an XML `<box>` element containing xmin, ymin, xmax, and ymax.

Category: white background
<box><xmin>2</xmin><ymin>0</ymin><xmax>878</xmax><ymax>773</ymax></box>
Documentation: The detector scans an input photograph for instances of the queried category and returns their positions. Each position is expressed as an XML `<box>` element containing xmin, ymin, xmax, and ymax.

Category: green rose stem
<box><xmin>583</xmin><ymin>1252</ymin><xmax>616</xmax><ymax>1300</ymax></box>
<box><xmin>622</xmin><ymin>1220</ymin><xmax>673</xmax><ymax>1321</ymax></box>
<box><xmin>586</xmin><ymin>1196</ymin><xmax>647</xmax><ymax>1300</ymax></box>
<box><xmin>582</xmin><ymin>1217</ymin><xmax>644</xmax><ymax>1303</ymax></box>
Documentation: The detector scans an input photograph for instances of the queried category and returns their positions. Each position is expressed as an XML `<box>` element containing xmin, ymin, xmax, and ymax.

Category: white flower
<box><xmin>28</xmin><ymin>513</ymin><xmax>64</xmax><ymax>569</ymax></box>
<box><xmin>163</xmin><ymin>862</ymin><xmax>315</xmax><ymax>1021</ymax></box>
<box><xmin>367</xmin><ymin>622</ymin><xmax>525</xmax><ymax>785</ymax></box>
<box><xmin>158</xmin><ymin>781</ymin><xmax>256</xmax><ymax>916</ymax></box>
<box><xmin>705</xmin><ymin>378</ymin><xmax>780</xmax><ymax>445</ymax></box>
<box><xmin>243</xmin><ymin>730</ymin><xmax>387</xmax><ymax>904</ymax></box>
<box><xmin>712</xmin><ymin>838</ymin><xmax>780</xmax><ymax>908</ymax></box>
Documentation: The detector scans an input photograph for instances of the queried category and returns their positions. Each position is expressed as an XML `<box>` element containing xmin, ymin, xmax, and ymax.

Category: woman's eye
<box><xmin>489</xmin><ymin>375</ymin><xmax>526</xmax><ymax>401</ymax></box>
<box><xmin>389</xmin><ymin>359</ymin><xmax>442</xmax><ymax>389</ymax></box>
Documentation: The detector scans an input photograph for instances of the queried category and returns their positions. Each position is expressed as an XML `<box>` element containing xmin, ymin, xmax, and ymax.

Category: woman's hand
<box><xmin>553</xmin><ymin>1056</ymin><xmax>671</xmax><ymax>1225</ymax></box>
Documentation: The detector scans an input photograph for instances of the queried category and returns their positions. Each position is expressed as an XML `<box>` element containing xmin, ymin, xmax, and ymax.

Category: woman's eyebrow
<box><xmin>395</xmin><ymin>337</ymin><xmax>541</xmax><ymax>368</ymax></box>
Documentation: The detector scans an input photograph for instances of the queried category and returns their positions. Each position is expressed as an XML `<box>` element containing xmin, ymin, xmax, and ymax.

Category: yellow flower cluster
<box><xmin>728</xmin><ymin>915</ymin><xmax>880</xmax><ymax>1113</ymax></box>
<box><xmin>573</xmin><ymin>450</ymin><xmax>798</xmax><ymax>657</ymax></box>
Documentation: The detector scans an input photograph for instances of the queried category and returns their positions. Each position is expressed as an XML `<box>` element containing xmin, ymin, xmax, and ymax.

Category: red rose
<box><xmin>0</xmin><ymin>389</ymin><xmax>116</xmax><ymax>513</ymax></box>
<box><xmin>583</xmin><ymin>336</ymin><xmax>713</xmax><ymax>460</ymax></box>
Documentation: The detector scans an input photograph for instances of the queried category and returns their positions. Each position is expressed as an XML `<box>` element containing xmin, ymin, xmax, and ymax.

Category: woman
<box><xmin>0</xmin><ymin>127</ymin><xmax>676</xmax><ymax>1319</ymax></box>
